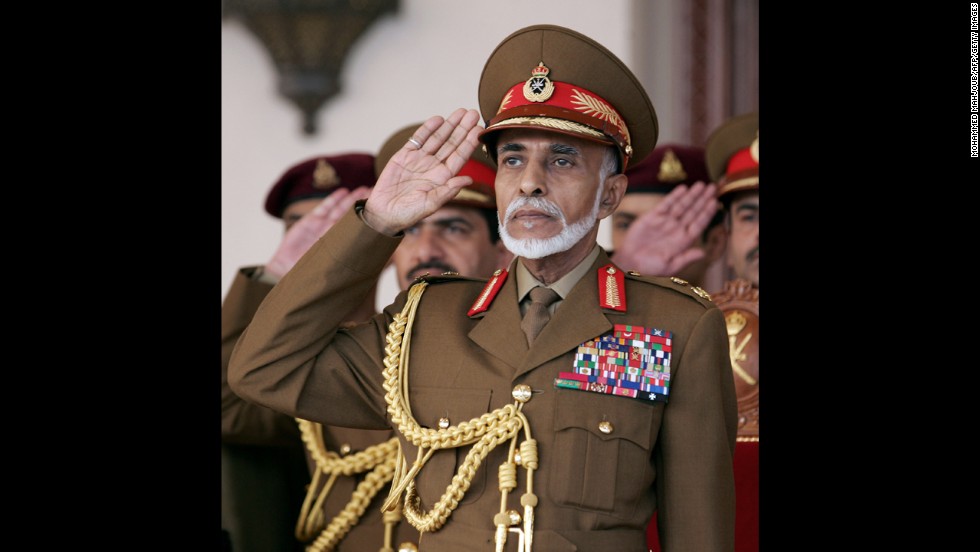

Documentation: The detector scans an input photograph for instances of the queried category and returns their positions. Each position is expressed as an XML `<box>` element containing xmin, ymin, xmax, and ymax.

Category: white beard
<box><xmin>498</xmin><ymin>184</ymin><xmax>604</xmax><ymax>260</ymax></box>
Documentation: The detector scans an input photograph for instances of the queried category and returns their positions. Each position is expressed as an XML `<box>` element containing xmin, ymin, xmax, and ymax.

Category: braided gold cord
<box><xmin>295</xmin><ymin>418</ymin><xmax>401</xmax><ymax>551</ymax></box>
<box><xmin>295</xmin><ymin>467</ymin><xmax>339</xmax><ymax>541</ymax></box>
<box><xmin>488</xmin><ymin>116</ymin><xmax>607</xmax><ymax>140</ymax></box>
<box><xmin>380</xmin><ymin>282</ymin><xmax>539</xmax><ymax>544</ymax></box>
<box><xmin>304</xmin><ymin>452</ymin><xmax>398</xmax><ymax>552</ymax></box>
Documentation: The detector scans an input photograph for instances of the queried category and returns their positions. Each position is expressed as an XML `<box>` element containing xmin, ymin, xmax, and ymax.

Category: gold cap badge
<box><xmin>313</xmin><ymin>158</ymin><xmax>340</xmax><ymax>190</ymax></box>
<box><xmin>657</xmin><ymin>148</ymin><xmax>688</xmax><ymax>183</ymax></box>
<box><xmin>522</xmin><ymin>62</ymin><xmax>555</xmax><ymax>102</ymax></box>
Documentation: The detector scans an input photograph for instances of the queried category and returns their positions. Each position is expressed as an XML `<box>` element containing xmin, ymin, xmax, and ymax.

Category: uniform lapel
<box><xmin>468</xmin><ymin>269</ymin><xmax>528</xmax><ymax>369</ymax></box>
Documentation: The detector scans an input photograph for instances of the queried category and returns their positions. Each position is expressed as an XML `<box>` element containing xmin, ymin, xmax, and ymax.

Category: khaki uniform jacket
<box><xmin>222</xmin><ymin>268</ymin><xmax>420</xmax><ymax>551</ymax></box>
<box><xmin>229</xmin><ymin>204</ymin><xmax>738</xmax><ymax>552</ymax></box>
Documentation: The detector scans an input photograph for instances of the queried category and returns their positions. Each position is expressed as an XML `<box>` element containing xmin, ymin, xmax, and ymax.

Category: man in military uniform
<box><xmin>611</xmin><ymin>144</ymin><xmax>727</xmax><ymax>291</ymax></box>
<box><xmin>222</xmin><ymin>153</ymin><xmax>408</xmax><ymax>552</ymax></box>
<box><xmin>230</xmin><ymin>24</ymin><xmax>737</xmax><ymax>552</ymax></box>
<box><xmin>706</xmin><ymin>112</ymin><xmax>760</xmax><ymax>552</ymax></box>
<box><xmin>706</xmin><ymin>113</ymin><xmax>759</xmax><ymax>290</ymax></box>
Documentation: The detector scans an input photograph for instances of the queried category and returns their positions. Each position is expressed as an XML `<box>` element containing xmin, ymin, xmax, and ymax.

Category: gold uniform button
<box><xmin>598</xmin><ymin>421</ymin><xmax>614</xmax><ymax>434</ymax></box>
<box><xmin>512</xmin><ymin>384</ymin><xmax>533</xmax><ymax>403</ymax></box>
<box><xmin>339</xmin><ymin>443</ymin><xmax>352</xmax><ymax>455</ymax></box>
<box><xmin>398</xmin><ymin>543</ymin><xmax>418</xmax><ymax>552</ymax></box>
<box><xmin>670</xmin><ymin>276</ymin><xmax>688</xmax><ymax>286</ymax></box>
<box><xmin>438</xmin><ymin>417</ymin><xmax>451</xmax><ymax>429</ymax></box>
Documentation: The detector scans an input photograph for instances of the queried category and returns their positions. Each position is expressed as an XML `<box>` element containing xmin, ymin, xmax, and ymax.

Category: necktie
<box><xmin>521</xmin><ymin>286</ymin><xmax>561</xmax><ymax>345</ymax></box>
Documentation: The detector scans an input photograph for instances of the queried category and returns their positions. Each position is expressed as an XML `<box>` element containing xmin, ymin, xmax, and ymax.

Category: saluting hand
<box><xmin>363</xmin><ymin>108</ymin><xmax>483</xmax><ymax>236</ymax></box>
<box><xmin>265</xmin><ymin>186</ymin><xmax>373</xmax><ymax>279</ymax></box>
<box><xmin>614</xmin><ymin>181</ymin><xmax>719</xmax><ymax>277</ymax></box>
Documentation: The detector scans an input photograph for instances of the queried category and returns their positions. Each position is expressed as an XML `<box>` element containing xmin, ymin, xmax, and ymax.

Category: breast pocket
<box><xmin>403</xmin><ymin>386</ymin><xmax>493</xmax><ymax>509</ymax></box>
<box><xmin>549</xmin><ymin>389</ymin><xmax>659</xmax><ymax>513</ymax></box>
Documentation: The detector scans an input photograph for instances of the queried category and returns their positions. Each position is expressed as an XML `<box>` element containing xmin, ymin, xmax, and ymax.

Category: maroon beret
<box><xmin>624</xmin><ymin>144</ymin><xmax>710</xmax><ymax>195</ymax></box>
<box><xmin>264</xmin><ymin>153</ymin><xmax>376</xmax><ymax>218</ymax></box>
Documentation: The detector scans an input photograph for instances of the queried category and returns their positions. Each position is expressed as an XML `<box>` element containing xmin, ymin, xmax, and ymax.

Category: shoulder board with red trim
<box><xmin>598</xmin><ymin>264</ymin><xmax>627</xmax><ymax>312</ymax></box>
<box><xmin>467</xmin><ymin>269</ymin><xmax>508</xmax><ymax>316</ymax></box>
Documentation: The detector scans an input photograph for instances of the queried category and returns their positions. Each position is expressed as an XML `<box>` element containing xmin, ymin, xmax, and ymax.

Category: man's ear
<box><xmin>598</xmin><ymin>173</ymin><xmax>628</xmax><ymax>218</ymax></box>
<box><xmin>703</xmin><ymin>224</ymin><xmax>728</xmax><ymax>263</ymax></box>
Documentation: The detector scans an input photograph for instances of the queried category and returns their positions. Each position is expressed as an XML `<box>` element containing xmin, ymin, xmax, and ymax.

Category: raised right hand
<box><xmin>363</xmin><ymin>108</ymin><xmax>483</xmax><ymax>236</ymax></box>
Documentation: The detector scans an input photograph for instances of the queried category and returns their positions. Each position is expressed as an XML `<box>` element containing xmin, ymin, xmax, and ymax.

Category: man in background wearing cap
<box><xmin>611</xmin><ymin>144</ymin><xmax>727</xmax><ymax>292</ymax></box>
<box><xmin>222</xmin><ymin>152</ymin><xmax>409</xmax><ymax>552</ymax></box>
<box><xmin>230</xmin><ymin>24</ymin><xmax>736</xmax><ymax>552</ymax></box>
<box><xmin>707</xmin><ymin>113</ymin><xmax>759</xmax><ymax>290</ymax></box>
<box><xmin>223</xmin><ymin>143</ymin><xmax>508</xmax><ymax>551</ymax></box>
<box><xmin>706</xmin><ymin>112</ymin><xmax>760</xmax><ymax>552</ymax></box>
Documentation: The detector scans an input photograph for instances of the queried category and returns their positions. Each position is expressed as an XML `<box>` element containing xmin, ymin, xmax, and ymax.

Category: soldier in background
<box><xmin>221</xmin><ymin>153</ymin><xmax>380</xmax><ymax>552</ymax></box>
<box><xmin>706</xmin><ymin>111</ymin><xmax>760</xmax><ymax>552</ymax></box>
<box><xmin>707</xmin><ymin>112</ymin><xmax>759</xmax><ymax>290</ymax></box>
<box><xmin>224</xmin><ymin>141</ymin><xmax>508</xmax><ymax>551</ymax></box>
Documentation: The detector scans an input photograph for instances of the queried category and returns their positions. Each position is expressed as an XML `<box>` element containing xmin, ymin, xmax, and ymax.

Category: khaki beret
<box><xmin>375</xmin><ymin>123</ymin><xmax>497</xmax><ymax>210</ymax></box>
<box><xmin>625</xmin><ymin>144</ymin><xmax>710</xmax><ymax>194</ymax></box>
<box><xmin>477</xmin><ymin>24</ymin><xmax>658</xmax><ymax>171</ymax></box>
<box><xmin>264</xmin><ymin>153</ymin><xmax>376</xmax><ymax>218</ymax></box>
<box><xmin>705</xmin><ymin>112</ymin><xmax>759</xmax><ymax>200</ymax></box>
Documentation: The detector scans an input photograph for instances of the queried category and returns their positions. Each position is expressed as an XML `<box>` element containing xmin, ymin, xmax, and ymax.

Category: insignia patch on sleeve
<box><xmin>554</xmin><ymin>324</ymin><xmax>672</xmax><ymax>404</ymax></box>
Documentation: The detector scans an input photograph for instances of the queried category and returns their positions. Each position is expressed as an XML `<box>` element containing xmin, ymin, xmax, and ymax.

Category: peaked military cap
<box><xmin>477</xmin><ymin>24</ymin><xmax>658</xmax><ymax>171</ymax></box>
<box><xmin>705</xmin><ymin>112</ymin><xmax>759</xmax><ymax>200</ymax></box>
<box><xmin>625</xmin><ymin>144</ymin><xmax>710</xmax><ymax>195</ymax></box>
<box><xmin>376</xmin><ymin>123</ymin><xmax>497</xmax><ymax>210</ymax></box>
<box><xmin>264</xmin><ymin>153</ymin><xmax>376</xmax><ymax>218</ymax></box>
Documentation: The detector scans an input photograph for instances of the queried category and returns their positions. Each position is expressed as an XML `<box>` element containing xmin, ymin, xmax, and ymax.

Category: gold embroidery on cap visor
<box><xmin>485</xmin><ymin>116</ymin><xmax>633</xmax><ymax>161</ymax></box>
<box><xmin>451</xmin><ymin>188</ymin><xmax>492</xmax><ymax>204</ymax></box>
<box><xmin>719</xmin><ymin>175</ymin><xmax>759</xmax><ymax>196</ymax></box>
<box><xmin>487</xmin><ymin>116</ymin><xmax>606</xmax><ymax>140</ymax></box>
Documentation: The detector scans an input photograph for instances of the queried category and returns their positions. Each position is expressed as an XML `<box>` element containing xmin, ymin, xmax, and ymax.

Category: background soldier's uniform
<box><xmin>222</xmin><ymin>268</ymin><xmax>419</xmax><ymax>551</ymax></box>
<box><xmin>706</xmin><ymin>112</ymin><xmax>761</xmax><ymax>552</ymax></box>
<box><xmin>222</xmin><ymin>153</ymin><xmax>421</xmax><ymax>551</ymax></box>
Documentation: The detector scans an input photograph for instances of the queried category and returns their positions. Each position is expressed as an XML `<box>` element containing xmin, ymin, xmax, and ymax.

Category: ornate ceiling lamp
<box><xmin>223</xmin><ymin>0</ymin><xmax>399</xmax><ymax>135</ymax></box>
